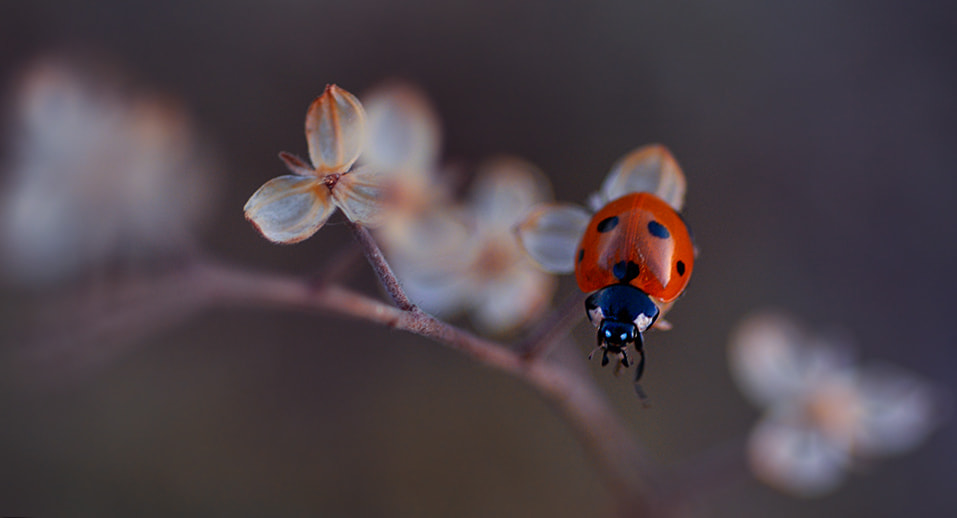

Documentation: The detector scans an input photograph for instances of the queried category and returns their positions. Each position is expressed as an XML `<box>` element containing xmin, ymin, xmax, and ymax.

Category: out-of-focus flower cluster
<box><xmin>362</xmin><ymin>84</ymin><xmax>556</xmax><ymax>334</ymax></box>
<box><xmin>0</xmin><ymin>57</ymin><xmax>217</xmax><ymax>284</ymax></box>
<box><xmin>729</xmin><ymin>311</ymin><xmax>945</xmax><ymax>497</ymax></box>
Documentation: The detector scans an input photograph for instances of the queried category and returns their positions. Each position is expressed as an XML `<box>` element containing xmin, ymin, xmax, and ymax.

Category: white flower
<box><xmin>244</xmin><ymin>85</ymin><xmax>390</xmax><ymax>244</ymax></box>
<box><xmin>360</xmin><ymin>82</ymin><xmax>442</xmax><ymax>200</ymax></box>
<box><xmin>359</xmin><ymin>82</ymin><xmax>457</xmax><ymax>250</ymax></box>
<box><xmin>0</xmin><ymin>57</ymin><xmax>217</xmax><ymax>283</ymax></box>
<box><xmin>729</xmin><ymin>311</ymin><xmax>944</xmax><ymax>497</ymax></box>
<box><xmin>386</xmin><ymin>157</ymin><xmax>557</xmax><ymax>334</ymax></box>
<box><xmin>355</xmin><ymin>83</ymin><xmax>556</xmax><ymax>334</ymax></box>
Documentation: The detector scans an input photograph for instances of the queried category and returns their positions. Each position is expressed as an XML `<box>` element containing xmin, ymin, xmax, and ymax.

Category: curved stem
<box><xmin>22</xmin><ymin>251</ymin><xmax>669</xmax><ymax>516</ymax></box>
<box><xmin>199</xmin><ymin>260</ymin><xmax>664</xmax><ymax>514</ymax></box>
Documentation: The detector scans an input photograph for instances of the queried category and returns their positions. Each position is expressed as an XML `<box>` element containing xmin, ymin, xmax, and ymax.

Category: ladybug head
<box><xmin>598</xmin><ymin>319</ymin><xmax>638</xmax><ymax>350</ymax></box>
<box><xmin>585</xmin><ymin>284</ymin><xmax>660</xmax><ymax>337</ymax></box>
<box><xmin>585</xmin><ymin>284</ymin><xmax>660</xmax><ymax>376</ymax></box>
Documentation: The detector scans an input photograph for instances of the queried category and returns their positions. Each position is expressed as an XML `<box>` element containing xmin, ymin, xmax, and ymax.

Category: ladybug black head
<box><xmin>598</xmin><ymin>319</ymin><xmax>638</xmax><ymax>349</ymax></box>
<box><xmin>584</xmin><ymin>284</ymin><xmax>659</xmax><ymax>335</ymax></box>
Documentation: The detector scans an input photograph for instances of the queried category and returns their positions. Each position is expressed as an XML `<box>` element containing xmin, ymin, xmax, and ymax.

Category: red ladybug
<box><xmin>575</xmin><ymin>192</ymin><xmax>695</xmax><ymax>391</ymax></box>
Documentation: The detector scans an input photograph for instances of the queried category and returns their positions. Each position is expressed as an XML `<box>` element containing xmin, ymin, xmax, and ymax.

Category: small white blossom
<box><xmin>386</xmin><ymin>157</ymin><xmax>557</xmax><ymax>334</ymax></box>
<box><xmin>729</xmin><ymin>311</ymin><xmax>945</xmax><ymax>497</ymax></box>
<box><xmin>244</xmin><ymin>85</ymin><xmax>390</xmax><ymax>244</ymax></box>
<box><xmin>356</xmin><ymin>83</ymin><xmax>556</xmax><ymax>334</ymax></box>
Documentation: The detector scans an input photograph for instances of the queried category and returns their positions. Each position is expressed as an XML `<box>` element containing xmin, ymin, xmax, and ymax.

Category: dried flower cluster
<box><xmin>245</xmin><ymin>84</ymin><xmax>558</xmax><ymax>334</ymax></box>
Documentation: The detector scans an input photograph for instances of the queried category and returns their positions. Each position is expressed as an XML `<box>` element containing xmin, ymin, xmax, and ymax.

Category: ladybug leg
<box><xmin>613</xmin><ymin>349</ymin><xmax>631</xmax><ymax>377</ymax></box>
<box><xmin>620</xmin><ymin>349</ymin><xmax>632</xmax><ymax>368</ymax></box>
<box><xmin>601</xmin><ymin>350</ymin><xmax>610</xmax><ymax>367</ymax></box>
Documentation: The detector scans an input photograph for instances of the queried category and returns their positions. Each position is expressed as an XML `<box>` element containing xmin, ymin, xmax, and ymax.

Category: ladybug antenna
<box><xmin>634</xmin><ymin>382</ymin><xmax>651</xmax><ymax>407</ymax></box>
<box><xmin>633</xmin><ymin>346</ymin><xmax>646</xmax><ymax>382</ymax></box>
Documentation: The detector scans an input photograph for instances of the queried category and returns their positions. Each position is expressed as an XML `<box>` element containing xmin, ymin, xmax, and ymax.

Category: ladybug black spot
<box><xmin>676</xmin><ymin>260</ymin><xmax>686</xmax><ymax>276</ymax></box>
<box><xmin>597</xmin><ymin>216</ymin><xmax>619</xmax><ymax>233</ymax></box>
<box><xmin>613</xmin><ymin>260</ymin><xmax>641</xmax><ymax>283</ymax></box>
<box><xmin>647</xmin><ymin>220</ymin><xmax>670</xmax><ymax>239</ymax></box>
<box><xmin>578</xmin><ymin>249</ymin><xmax>584</xmax><ymax>263</ymax></box>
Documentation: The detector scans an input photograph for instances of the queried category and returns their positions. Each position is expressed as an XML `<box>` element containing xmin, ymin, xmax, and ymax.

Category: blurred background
<box><xmin>1</xmin><ymin>1</ymin><xmax>955</xmax><ymax>516</ymax></box>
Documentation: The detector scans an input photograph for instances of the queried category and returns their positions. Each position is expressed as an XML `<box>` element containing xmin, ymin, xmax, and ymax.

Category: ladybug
<box><xmin>575</xmin><ymin>192</ymin><xmax>695</xmax><ymax>394</ymax></box>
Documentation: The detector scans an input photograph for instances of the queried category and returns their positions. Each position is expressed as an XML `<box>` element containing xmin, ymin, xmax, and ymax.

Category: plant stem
<box><xmin>346</xmin><ymin>221</ymin><xmax>417</xmax><ymax>311</ymax></box>
<box><xmin>23</xmin><ymin>252</ymin><xmax>671</xmax><ymax>517</ymax></box>
<box><xmin>198</xmin><ymin>260</ymin><xmax>665</xmax><ymax>515</ymax></box>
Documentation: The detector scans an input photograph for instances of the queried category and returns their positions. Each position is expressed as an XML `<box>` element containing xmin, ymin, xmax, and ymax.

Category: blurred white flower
<box><xmin>359</xmin><ymin>82</ymin><xmax>458</xmax><ymax>251</ymax></box>
<box><xmin>0</xmin><ymin>57</ymin><xmax>217</xmax><ymax>283</ymax></box>
<box><xmin>729</xmin><ymin>311</ymin><xmax>945</xmax><ymax>497</ymax></box>
<box><xmin>356</xmin><ymin>83</ymin><xmax>556</xmax><ymax>334</ymax></box>
<box><xmin>360</xmin><ymin>82</ymin><xmax>443</xmax><ymax>204</ymax></box>
<box><xmin>244</xmin><ymin>84</ymin><xmax>390</xmax><ymax>244</ymax></box>
<box><xmin>386</xmin><ymin>157</ymin><xmax>557</xmax><ymax>334</ymax></box>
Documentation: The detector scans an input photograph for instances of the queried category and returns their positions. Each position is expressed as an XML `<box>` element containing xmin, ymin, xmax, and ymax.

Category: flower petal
<box><xmin>848</xmin><ymin>364</ymin><xmax>943</xmax><ymax>457</ymax></box>
<box><xmin>305</xmin><ymin>84</ymin><xmax>366</xmax><ymax>174</ymax></box>
<box><xmin>748</xmin><ymin>412</ymin><xmax>850</xmax><ymax>497</ymax></box>
<box><xmin>278</xmin><ymin>151</ymin><xmax>317</xmax><ymax>177</ymax></box>
<box><xmin>728</xmin><ymin>312</ymin><xmax>854</xmax><ymax>407</ymax></box>
<box><xmin>385</xmin><ymin>208</ymin><xmax>479</xmax><ymax>316</ymax></box>
<box><xmin>471</xmin><ymin>261</ymin><xmax>556</xmax><ymax>334</ymax></box>
<box><xmin>599</xmin><ymin>144</ymin><xmax>686</xmax><ymax>211</ymax></box>
<box><xmin>470</xmin><ymin>156</ymin><xmax>552</xmax><ymax>231</ymax></box>
<box><xmin>244</xmin><ymin>175</ymin><xmax>334</xmax><ymax>243</ymax></box>
<box><xmin>515</xmin><ymin>203</ymin><xmax>591</xmax><ymax>273</ymax></box>
<box><xmin>330</xmin><ymin>166</ymin><xmax>392</xmax><ymax>227</ymax></box>
<box><xmin>360</xmin><ymin>82</ymin><xmax>441</xmax><ymax>174</ymax></box>
<box><xmin>399</xmin><ymin>268</ymin><xmax>473</xmax><ymax>318</ymax></box>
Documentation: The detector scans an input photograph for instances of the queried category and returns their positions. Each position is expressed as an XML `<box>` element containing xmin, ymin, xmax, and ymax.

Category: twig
<box><xmin>198</xmin><ymin>260</ymin><xmax>665</xmax><ymax>515</ymax></box>
<box><xmin>20</xmin><ymin>252</ymin><xmax>670</xmax><ymax>517</ymax></box>
<box><xmin>346</xmin><ymin>221</ymin><xmax>417</xmax><ymax>311</ymax></box>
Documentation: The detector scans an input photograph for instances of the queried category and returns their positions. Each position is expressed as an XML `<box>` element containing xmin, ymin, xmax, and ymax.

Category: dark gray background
<box><xmin>1</xmin><ymin>1</ymin><xmax>955</xmax><ymax>516</ymax></box>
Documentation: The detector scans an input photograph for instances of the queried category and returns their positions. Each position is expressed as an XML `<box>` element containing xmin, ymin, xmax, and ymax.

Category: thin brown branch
<box><xmin>21</xmin><ymin>253</ymin><xmax>670</xmax><ymax>516</ymax></box>
<box><xmin>200</xmin><ymin>259</ymin><xmax>667</xmax><ymax>515</ymax></box>
<box><xmin>346</xmin><ymin>221</ymin><xmax>417</xmax><ymax>311</ymax></box>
